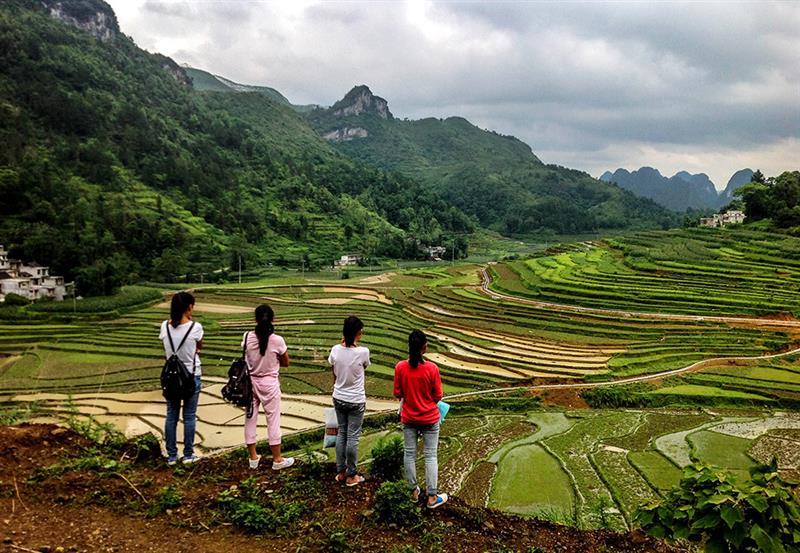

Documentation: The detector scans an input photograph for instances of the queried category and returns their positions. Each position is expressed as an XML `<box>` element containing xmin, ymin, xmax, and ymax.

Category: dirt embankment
<box><xmin>0</xmin><ymin>424</ymin><xmax>685</xmax><ymax>553</ymax></box>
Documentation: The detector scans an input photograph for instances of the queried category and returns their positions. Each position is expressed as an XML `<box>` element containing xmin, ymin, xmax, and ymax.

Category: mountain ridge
<box><xmin>600</xmin><ymin>167</ymin><xmax>753</xmax><ymax>211</ymax></box>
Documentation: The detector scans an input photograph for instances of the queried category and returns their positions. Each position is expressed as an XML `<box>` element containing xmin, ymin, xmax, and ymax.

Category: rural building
<box><xmin>425</xmin><ymin>245</ymin><xmax>447</xmax><ymax>261</ymax></box>
<box><xmin>0</xmin><ymin>245</ymin><xmax>69</xmax><ymax>302</ymax></box>
<box><xmin>335</xmin><ymin>254</ymin><xmax>363</xmax><ymax>267</ymax></box>
<box><xmin>699</xmin><ymin>210</ymin><xmax>745</xmax><ymax>228</ymax></box>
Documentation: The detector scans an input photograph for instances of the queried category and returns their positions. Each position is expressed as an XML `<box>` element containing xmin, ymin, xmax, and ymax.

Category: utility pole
<box><xmin>451</xmin><ymin>236</ymin><xmax>455</xmax><ymax>265</ymax></box>
<box><xmin>301</xmin><ymin>257</ymin><xmax>305</xmax><ymax>279</ymax></box>
<box><xmin>238</xmin><ymin>255</ymin><xmax>242</xmax><ymax>284</ymax></box>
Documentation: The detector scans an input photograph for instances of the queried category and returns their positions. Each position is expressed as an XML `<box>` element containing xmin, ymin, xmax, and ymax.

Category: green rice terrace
<box><xmin>1</xmin><ymin>227</ymin><xmax>800</xmax><ymax>529</ymax></box>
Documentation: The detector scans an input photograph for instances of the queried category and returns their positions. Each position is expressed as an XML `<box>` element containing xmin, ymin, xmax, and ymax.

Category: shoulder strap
<box><xmin>165</xmin><ymin>321</ymin><xmax>177</xmax><ymax>355</ymax></box>
<box><xmin>243</xmin><ymin>331</ymin><xmax>251</xmax><ymax>374</ymax></box>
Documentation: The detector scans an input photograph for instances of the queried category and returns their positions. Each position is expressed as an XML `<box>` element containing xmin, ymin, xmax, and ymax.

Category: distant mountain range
<box><xmin>599</xmin><ymin>167</ymin><xmax>754</xmax><ymax>211</ymax></box>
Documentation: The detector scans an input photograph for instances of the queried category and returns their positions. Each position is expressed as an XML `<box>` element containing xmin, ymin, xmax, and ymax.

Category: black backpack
<box><xmin>222</xmin><ymin>331</ymin><xmax>253</xmax><ymax>418</ymax></box>
<box><xmin>161</xmin><ymin>321</ymin><xmax>197</xmax><ymax>401</ymax></box>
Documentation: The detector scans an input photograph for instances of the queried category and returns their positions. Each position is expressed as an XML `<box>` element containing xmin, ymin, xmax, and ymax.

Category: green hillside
<box><xmin>0</xmin><ymin>0</ymin><xmax>472</xmax><ymax>294</ymax></box>
<box><xmin>308</xmin><ymin>86</ymin><xmax>678</xmax><ymax>234</ymax></box>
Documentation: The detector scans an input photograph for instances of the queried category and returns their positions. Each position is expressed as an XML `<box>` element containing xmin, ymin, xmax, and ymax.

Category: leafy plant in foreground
<box><xmin>374</xmin><ymin>480</ymin><xmax>420</xmax><ymax>526</ymax></box>
<box><xmin>216</xmin><ymin>476</ymin><xmax>304</xmax><ymax>534</ymax></box>
<box><xmin>635</xmin><ymin>461</ymin><xmax>800</xmax><ymax>553</ymax></box>
<box><xmin>370</xmin><ymin>435</ymin><xmax>404</xmax><ymax>481</ymax></box>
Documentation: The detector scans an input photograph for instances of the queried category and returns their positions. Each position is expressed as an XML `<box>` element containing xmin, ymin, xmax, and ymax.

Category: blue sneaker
<box><xmin>182</xmin><ymin>455</ymin><xmax>200</xmax><ymax>465</ymax></box>
<box><xmin>427</xmin><ymin>493</ymin><xmax>448</xmax><ymax>509</ymax></box>
<box><xmin>167</xmin><ymin>457</ymin><xmax>178</xmax><ymax>466</ymax></box>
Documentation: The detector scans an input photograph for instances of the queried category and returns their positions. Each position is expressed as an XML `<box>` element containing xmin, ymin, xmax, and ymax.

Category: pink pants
<box><xmin>245</xmin><ymin>376</ymin><xmax>282</xmax><ymax>446</ymax></box>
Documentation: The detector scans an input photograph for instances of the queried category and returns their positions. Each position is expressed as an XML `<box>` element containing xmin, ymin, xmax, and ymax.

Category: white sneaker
<box><xmin>272</xmin><ymin>457</ymin><xmax>295</xmax><ymax>470</ymax></box>
<box><xmin>249</xmin><ymin>455</ymin><xmax>261</xmax><ymax>469</ymax></box>
<box><xmin>181</xmin><ymin>455</ymin><xmax>200</xmax><ymax>465</ymax></box>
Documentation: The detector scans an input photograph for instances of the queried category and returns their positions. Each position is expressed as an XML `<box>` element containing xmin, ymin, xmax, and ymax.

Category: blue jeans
<box><xmin>333</xmin><ymin>398</ymin><xmax>366</xmax><ymax>476</ymax></box>
<box><xmin>403</xmin><ymin>421</ymin><xmax>440</xmax><ymax>496</ymax></box>
<box><xmin>165</xmin><ymin>375</ymin><xmax>201</xmax><ymax>460</ymax></box>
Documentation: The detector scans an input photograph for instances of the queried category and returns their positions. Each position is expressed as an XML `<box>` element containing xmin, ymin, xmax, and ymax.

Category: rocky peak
<box><xmin>331</xmin><ymin>85</ymin><xmax>392</xmax><ymax>120</ymax></box>
<box><xmin>44</xmin><ymin>0</ymin><xmax>119</xmax><ymax>42</ymax></box>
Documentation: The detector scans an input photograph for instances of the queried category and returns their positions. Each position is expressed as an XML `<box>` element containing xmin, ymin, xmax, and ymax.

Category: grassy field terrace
<box><xmin>490</xmin><ymin>227</ymin><xmax>800</xmax><ymax>317</ymax></box>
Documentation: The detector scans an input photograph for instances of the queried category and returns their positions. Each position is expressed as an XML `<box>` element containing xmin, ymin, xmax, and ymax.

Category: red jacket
<box><xmin>393</xmin><ymin>359</ymin><xmax>443</xmax><ymax>425</ymax></box>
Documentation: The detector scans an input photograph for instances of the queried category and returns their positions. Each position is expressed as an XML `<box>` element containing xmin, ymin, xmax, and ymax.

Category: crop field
<box><xmin>490</xmin><ymin>227</ymin><xmax>800</xmax><ymax>317</ymax></box>
<box><xmin>1</xmin><ymin>228</ymin><xmax>800</xmax><ymax>525</ymax></box>
<box><xmin>354</xmin><ymin>408</ymin><xmax>800</xmax><ymax>530</ymax></box>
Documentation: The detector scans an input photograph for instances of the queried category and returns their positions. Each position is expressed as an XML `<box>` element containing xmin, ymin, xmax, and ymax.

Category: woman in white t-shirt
<box><xmin>328</xmin><ymin>315</ymin><xmax>370</xmax><ymax>486</ymax></box>
<box><xmin>243</xmin><ymin>304</ymin><xmax>294</xmax><ymax>471</ymax></box>
<box><xmin>159</xmin><ymin>291</ymin><xmax>204</xmax><ymax>465</ymax></box>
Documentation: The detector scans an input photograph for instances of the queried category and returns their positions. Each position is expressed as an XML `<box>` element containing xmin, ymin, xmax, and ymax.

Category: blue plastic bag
<box><xmin>438</xmin><ymin>400</ymin><xmax>450</xmax><ymax>422</ymax></box>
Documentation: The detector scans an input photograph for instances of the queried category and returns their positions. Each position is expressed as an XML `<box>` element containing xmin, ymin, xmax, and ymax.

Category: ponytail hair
<box><xmin>169</xmin><ymin>291</ymin><xmax>195</xmax><ymax>328</ymax></box>
<box><xmin>342</xmin><ymin>315</ymin><xmax>364</xmax><ymax>347</ymax></box>
<box><xmin>255</xmin><ymin>304</ymin><xmax>275</xmax><ymax>355</ymax></box>
<box><xmin>408</xmin><ymin>329</ymin><xmax>427</xmax><ymax>368</ymax></box>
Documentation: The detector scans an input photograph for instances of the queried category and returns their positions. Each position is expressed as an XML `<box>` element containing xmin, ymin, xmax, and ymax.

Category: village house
<box><xmin>0</xmin><ymin>245</ymin><xmax>69</xmax><ymax>302</ymax></box>
<box><xmin>334</xmin><ymin>253</ymin><xmax>363</xmax><ymax>267</ymax></box>
<box><xmin>699</xmin><ymin>210</ymin><xmax>746</xmax><ymax>228</ymax></box>
<box><xmin>425</xmin><ymin>245</ymin><xmax>447</xmax><ymax>261</ymax></box>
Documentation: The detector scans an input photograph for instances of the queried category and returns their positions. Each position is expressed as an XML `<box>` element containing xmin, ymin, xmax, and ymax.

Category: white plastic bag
<box><xmin>323</xmin><ymin>407</ymin><xmax>338</xmax><ymax>448</ymax></box>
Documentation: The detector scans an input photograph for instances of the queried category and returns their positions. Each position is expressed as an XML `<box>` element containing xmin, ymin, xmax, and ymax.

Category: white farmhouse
<box><xmin>699</xmin><ymin>210</ymin><xmax>745</xmax><ymax>228</ymax></box>
<box><xmin>0</xmin><ymin>245</ymin><xmax>69</xmax><ymax>302</ymax></box>
<box><xmin>335</xmin><ymin>254</ymin><xmax>363</xmax><ymax>267</ymax></box>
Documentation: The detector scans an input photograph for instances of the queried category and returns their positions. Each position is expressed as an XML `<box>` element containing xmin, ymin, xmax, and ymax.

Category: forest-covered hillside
<box><xmin>0</xmin><ymin>0</ymin><xmax>473</xmax><ymax>294</ymax></box>
<box><xmin>307</xmin><ymin>86</ymin><xmax>678</xmax><ymax>234</ymax></box>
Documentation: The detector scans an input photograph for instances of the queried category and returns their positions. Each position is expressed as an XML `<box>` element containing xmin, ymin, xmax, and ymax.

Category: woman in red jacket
<box><xmin>393</xmin><ymin>330</ymin><xmax>448</xmax><ymax>509</ymax></box>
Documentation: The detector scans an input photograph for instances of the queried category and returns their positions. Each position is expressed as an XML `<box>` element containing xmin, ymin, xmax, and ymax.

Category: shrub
<box><xmin>635</xmin><ymin>461</ymin><xmax>800</xmax><ymax>552</ymax></box>
<box><xmin>216</xmin><ymin>476</ymin><xmax>305</xmax><ymax>534</ymax></box>
<box><xmin>374</xmin><ymin>480</ymin><xmax>420</xmax><ymax>526</ymax></box>
<box><xmin>148</xmin><ymin>485</ymin><xmax>182</xmax><ymax>516</ymax></box>
<box><xmin>370</xmin><ymin>435</ymin><xmax>404</xmax><ymax>481</ymax></box>
<box><xmin>3</xmin><ymin>293</ymin><xmax>30</xmax><ymax>306</ymax></box>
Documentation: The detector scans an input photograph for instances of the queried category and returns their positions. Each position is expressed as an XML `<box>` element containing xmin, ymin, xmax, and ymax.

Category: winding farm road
<box><xmin>478</xmin><ymin>267</ymin><xmax>800</xmax><ymax>330</ymax></box>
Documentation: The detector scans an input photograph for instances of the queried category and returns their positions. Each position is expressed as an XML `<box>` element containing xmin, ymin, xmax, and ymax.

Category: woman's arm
<box><xmin>431</xmin><ymin>366</ymin><xmax>443</xmax><ymax>403</ymax></box>
<box><xmin>278</xmin><ymin>351</ymin><xmax>289</xmax><ymax>367</ymax></box>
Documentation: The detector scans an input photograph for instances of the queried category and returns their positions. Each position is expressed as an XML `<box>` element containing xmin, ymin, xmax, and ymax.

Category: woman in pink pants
<box><xmin>242</xmin><ymin>304</ymin><xmax>294</xmax><ymax>470</ymax></box>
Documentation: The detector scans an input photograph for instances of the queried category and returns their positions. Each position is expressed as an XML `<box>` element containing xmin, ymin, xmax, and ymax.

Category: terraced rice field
<box><xmin>367</xmin><ymin>409</ymin><xmax>800</xmax><ymax>530</ymax></box>
<box><xmin>1</xmin><ymin>227</ymin><xmax>800</xmax><ymax>525</ymax></box>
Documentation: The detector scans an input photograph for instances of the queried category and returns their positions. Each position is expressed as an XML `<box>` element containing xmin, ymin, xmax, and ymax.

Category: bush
<box><xmin>216</xmin><ymin>476</ymin><xmax>305</xmax><ymax>534</ymax></box>
<box><xmin>3</xmin><ymin>293</ymin><xmax>30</xmax><ymax>306</ymax></box>
<box><xmin>635</xmin><ymin>461</ymin><xmax>800</xmax><ymax>552</ymax></box>
<box><xmin>374</xmin><ymin>480</ymin><xmax>420</xmax><ymax>526</ymax></box>
<box><xmin>370</xmin><ymin>435</ymin><xmax>404</xmax><ymax>481</ymax></box>
<box><xmin>148</xmin><ymin>485</ymin><xmax>182</xmax><ymax>516</ymax></box>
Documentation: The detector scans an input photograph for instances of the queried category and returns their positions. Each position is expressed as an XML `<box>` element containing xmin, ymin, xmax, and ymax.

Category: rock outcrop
<box><xmin>331</xmin><ymin>85</ymin><xmax>392</xmax><ymax>119</ymax></box>
<box><xmin>45</xmin><ymin>0</ymin><xmax>119</xmax><ymax>42</ymax></box>
<box><xmin>322</xmin><ymin>127</ymin><xmax>369</xmax><ymax>142</ymax></box>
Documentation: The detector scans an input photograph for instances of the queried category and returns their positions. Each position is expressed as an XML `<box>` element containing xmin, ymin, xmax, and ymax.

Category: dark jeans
<box><xmin>165</xmin><ymin>375</ymin><xmax>201</xmax><ymax>460</ymax></box>
<box><xmin>333</xmin><ymin>398</ymin><xmax>366</xmax><ymax>476</ymax></box>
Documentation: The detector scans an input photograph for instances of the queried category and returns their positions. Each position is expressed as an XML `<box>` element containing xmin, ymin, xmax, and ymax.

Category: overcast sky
<box><xmin>107</xmin><ymin>0</ymin><xmax>799</xmax><ymax>189</ymax></box>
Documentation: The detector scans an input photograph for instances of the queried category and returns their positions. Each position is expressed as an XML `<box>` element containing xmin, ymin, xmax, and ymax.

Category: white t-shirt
<box><xmin>160</xmin><ymin>320</ymin><xmax>204</xmax><ymax>377</ymax></box>
<box><xmin>328</xmin><ymin>343</ymin><xmax>370</xmax><ymax>403</ymax></box>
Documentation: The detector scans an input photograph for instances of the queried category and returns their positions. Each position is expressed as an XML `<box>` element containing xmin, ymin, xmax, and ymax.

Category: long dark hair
<box><xmin>342</xmin><ymin>315</ymin><xmax>364</xmax><ymax>347</ymax></box>
<box><xmin>170</xmin><ymin>291</ymin><xmax>195</xmax><ymax>328</ymax></box>
<box><xmin>255</xmin><ymin>304</ymin><xmax>275</xmax><ymax>355</ymax></box>
<box><xmin>408</xmin><ymin>330</ymin><xmax>427</xmax><ymax>368</ymax></box>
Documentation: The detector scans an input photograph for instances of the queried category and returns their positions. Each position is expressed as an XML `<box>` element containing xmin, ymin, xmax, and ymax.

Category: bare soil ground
<box><xmin>0</xmin><ymin>424</ymin><xmax>686</xmax><ymax>553</ymax></box>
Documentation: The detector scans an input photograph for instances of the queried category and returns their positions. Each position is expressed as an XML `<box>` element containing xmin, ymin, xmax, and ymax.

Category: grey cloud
<box><xmin>108</xmin><ymin>0</ymin><xmax>799</xmax><ymax>184</ymax></box>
